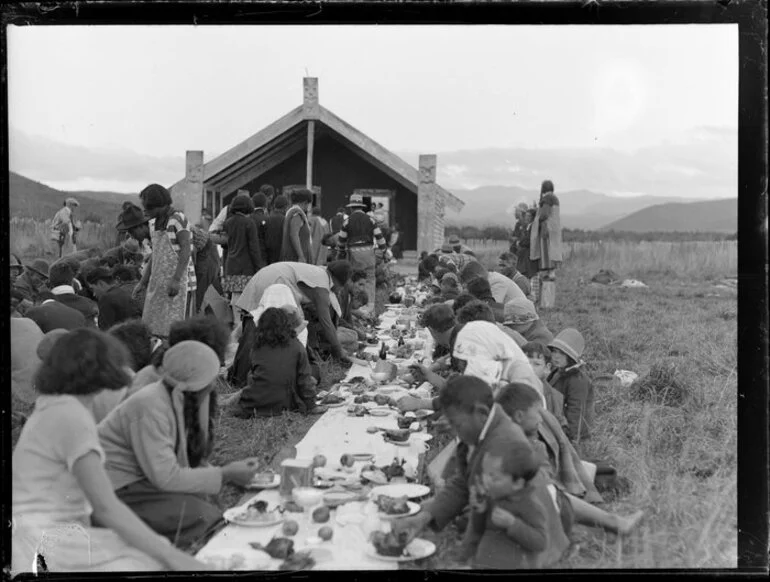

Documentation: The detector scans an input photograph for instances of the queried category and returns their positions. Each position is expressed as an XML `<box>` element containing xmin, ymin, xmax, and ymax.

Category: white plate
<box><xmin>246</xmin><ymin>473</ymin><xmax>281</xmax><ymax>490</ymax></box>
<box><xmin>223</xmin><ymin>507</ymin><xmax>284</xmax><ymax>528</ymax></box>
<box><xmin>369</xmin><ymin>408</ymin><xmax>393</xmax><ymax>417</ymax></box>
<box><xmin>376</xmin><ymin>385</ymin><xmax>403</xmax><ymax>395</ymax></box>
<box><xmin>318</xmin><ymin>400</ymin><xmax>347</xmax><ymax>408</ymax></box>
<box><xmin>352</xmin><ymin>453</ymin><xmax>375</xmax><ymax>462</ymax></box>
<box><xmin>364</xmin><ymin>538</ymin><xmax>436</xmax><ymax>562</ymax></box>
<box><xmin>376</xmin><ymin>500</ymin><xmax>421</xmax><ymax>520</ymax></box>
<box><xmin>410</xmin><ymin>433</ymin><xmax>433</xmax><ymax>443</ymax></box>
<box><xmin>370</xmin><ymin>483</ymin><xmax>431</xmax><ymax>499</ymax></box>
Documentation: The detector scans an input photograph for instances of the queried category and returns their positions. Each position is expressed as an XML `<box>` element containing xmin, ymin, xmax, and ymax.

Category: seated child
<box><xmin>521</xmin><ymin>341</ymin><xmax>568</xmax><ymax>427</ymax></box>
<box><xmin>234</xmin><ymin>307</ymin><xmax>318</xmax><ymax>418</ymax></box>
<box><xmin>547</xmin><ymin>329</ymin><xmax>595</xmax><ymax>445</ymax></box>
<box><xmin>109</xmin><ymin>319</ymin><xmax>157</xmax><ymax>399</ymax></box>
<box><xmin>129</xmin><ymin>315</ymin><xmax>229</xmax><ymax>395</ymax></box>
<box><xmin>465</xmin><ymin>441</ymin><xmax>570</xmax><ymax>569</ymax></box>
<box><xmin>496</xmin><ymin>382</ymin><xmax>644</xmax><ymax>537</ymax></box>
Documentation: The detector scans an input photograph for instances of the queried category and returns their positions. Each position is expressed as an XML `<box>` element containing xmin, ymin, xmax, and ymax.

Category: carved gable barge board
<box><xmin>206</xmin><ymin>122</ymin><xmax>308</xmax><ymax>189</ymax></box>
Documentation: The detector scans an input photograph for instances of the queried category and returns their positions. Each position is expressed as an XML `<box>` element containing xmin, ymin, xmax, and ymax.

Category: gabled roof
<box><xmin>171</xmin><ymin>105</ymin><xmax>464</xmax><ymax>213</ymax></box>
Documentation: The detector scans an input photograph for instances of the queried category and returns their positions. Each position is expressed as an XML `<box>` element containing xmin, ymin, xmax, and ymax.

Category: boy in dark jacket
<box><xmin>465</xmin><ymin>442</ymin><xmax>567</xmax><ymax>569</ymax></box>
<box><xmin>547</xmin><ymin>329</ymin><xmax>595</xmax><ymax>445</ymax></box>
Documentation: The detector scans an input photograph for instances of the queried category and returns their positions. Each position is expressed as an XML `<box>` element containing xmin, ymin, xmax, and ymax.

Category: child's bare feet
<box><xmin>615</xmin><ymin>510</ymin><xmax>644</xmax><ymax>535</ymax></box>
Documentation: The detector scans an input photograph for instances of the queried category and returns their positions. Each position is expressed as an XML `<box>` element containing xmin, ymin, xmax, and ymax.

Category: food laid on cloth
<box><xmin>381</xmin><ymin>428</ymin><xmax>411</xmax><ymax>444</ymax></box>
<box><xmin>225</xmin><ymin>499</ymin><xmax>284</xmax><ymax>527</ymax></box>
<box><xmin>373</xmin><ymin>495</ymin><xmax>410</xmax><ymax>516</ymax></box>
<box><xmin>367</xmin><ymin>531</ymin><xmax>436</xmax><ymax>562</ymax></box>
<box><xmin>370</xmin><ymin>483</ymin><xmax>431</xmax><ymax>500</ymax></box>
<box><xmin>318</xmin><ymin>393</ymin><xmax>347</xmax><ymax>406</ymax></box>
<box><xmin>247</xmin><ymin>471</ymin><xmax>282</xmax><ymax>490</ymax></box>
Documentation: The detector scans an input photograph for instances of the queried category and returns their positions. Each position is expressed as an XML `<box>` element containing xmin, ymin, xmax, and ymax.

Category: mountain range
<box><xmin>8</xmin><ymin>171</ymin><xmax>737</xmax><ymax>234</ymax></box>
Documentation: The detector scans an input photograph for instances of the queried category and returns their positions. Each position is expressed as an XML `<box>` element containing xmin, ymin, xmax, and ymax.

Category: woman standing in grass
<box><xmin>133</xmin><ymin>184</ymin><xmax>196</xmax><ymax>339</ymax></box>
<box><xmin>97</xmin><ymin>340</ymin><xmax>260</xmax><ymax>548</ymax></box>
<box><xmin>530</xmin><ymin>180</ymin><xmax>563</xmax><ymax>309</ymax></box>
<box><xmin>12</xmin><ymin>328</ymin><xmax>204</xmax><ymax>573</ymax></box>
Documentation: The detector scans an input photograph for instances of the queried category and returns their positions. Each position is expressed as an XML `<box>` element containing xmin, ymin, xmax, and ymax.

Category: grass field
<box><xmin>10</xmin><ymin>237</ymin><xmax>737</xmax><ymax>569</ymax></box>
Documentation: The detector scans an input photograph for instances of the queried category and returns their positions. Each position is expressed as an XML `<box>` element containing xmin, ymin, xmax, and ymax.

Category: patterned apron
<box><xmin>142</xmin><ymin>227</ymin><xmax>190</xmax><ymax>338</ymax></box>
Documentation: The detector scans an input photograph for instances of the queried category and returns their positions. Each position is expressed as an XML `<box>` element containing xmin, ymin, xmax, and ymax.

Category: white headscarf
<box><xmin>452</xmin><ymin>321</ymin><xmax>545</xmax><ymax>406</ymax></box>
<box><xmin>250</xmin><ymin>283</ymin><xmax>308</xmax><ymax>347</ymax></box>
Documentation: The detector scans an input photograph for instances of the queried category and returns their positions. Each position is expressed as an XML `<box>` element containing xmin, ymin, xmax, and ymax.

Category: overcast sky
<box><xmin>8</xmin><ymin>24</ymin><xmax>737</xmax><ymax>194</ymax></box>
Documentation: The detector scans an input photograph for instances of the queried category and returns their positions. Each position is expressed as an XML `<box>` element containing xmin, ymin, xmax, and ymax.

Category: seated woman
<box><xmin>12</xmin><ymin>328</ymin><xmax>203</xmax><ymax>573</ymax></box>
<box><xmin>97</xmin><ymin>341</ymin><xmax>260</xmax><ymax>549</ymax></box>
<box><xmin>233</xmin><ymin>308</ymin><xmax>319</xmax><ymax>419</ymax></box>
<box><xmin>502</xmin><ymin>297</ymin><xmax>554</xmax><ymax>345</ymax></box>
<box><xmin>229</xmin><ymin>283</ymin><xmax>317</xmax><ymax>388</ymax></box>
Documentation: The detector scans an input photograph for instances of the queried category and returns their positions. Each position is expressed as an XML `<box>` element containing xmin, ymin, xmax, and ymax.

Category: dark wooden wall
<box><xmin>234</xmin><ymin>135</ymin><xmax>418</xmax><ymax>251</ymax></box>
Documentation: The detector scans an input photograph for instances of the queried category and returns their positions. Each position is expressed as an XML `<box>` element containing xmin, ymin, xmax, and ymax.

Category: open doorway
<box><xmin>354</xmin><ymin>188</ymin><xmax>394</xmax><ymax>228</ymax></box>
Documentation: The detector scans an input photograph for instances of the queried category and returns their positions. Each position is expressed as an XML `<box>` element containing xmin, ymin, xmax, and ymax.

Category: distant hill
<box><xmin>446</xmin><ymin>185</ymin><xmax>688</xmax><ymax>230</ymax></box>
<box><xmin>601</xmin><ymin>198</ymin><xmax>737</xmax><ymax>233</ymax></box>
<box><xmin>9</xmin><ymin>171</ymin><xmax>130</xmax><ymax>223</ymax></box>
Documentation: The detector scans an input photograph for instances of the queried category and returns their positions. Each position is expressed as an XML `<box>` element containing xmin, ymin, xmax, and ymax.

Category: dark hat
<box><xmin>251</xmin><ymin>192</ymin><xmax>268</xmax><ymax>209</ymax></box>
<box><xmin>273</xmin><ymin>195</ymin><xmax>289</xmax><ymax>210</ymax></box>
<box><xmin>139</xmin><ymin>184</ymin><xmax>172</xmax><ymax>210</ymax></box>
<box><xmin>84</xmin><ymin>265</ymin><xmax>115</xmax><ymax>286</ymax></box>
<box><xmin>25</xmin><ymin>259</ymin><xmax>50</xmax><ymax>279</ymax></box>
<box><xmin>290</xmin><ymin>189</ymin><xmax>313</xmax><ymax>204</ymax></box>
<box><xmin>10</xmin><ymin>253</ymin><xmax>24</xmax><ymax>271</ymax></box>
<box><xmin>117</xmin><ymin>202</ymin><xmax>150</xmax><ymax>231</ymax></box>
<box><xmin>448</xmin><ymin>234</ymin><xmax>461</xmax><ymax>245</ymax></box>
<box><xmin>229</xmin><ymin>194</ymin><xmax>255</xmax><ymax>214</ymax></box>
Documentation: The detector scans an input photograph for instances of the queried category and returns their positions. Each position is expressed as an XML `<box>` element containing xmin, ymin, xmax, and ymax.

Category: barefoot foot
<box><xmin>616</xmin><ymin>510</ymin><xmax>644</xmax><ymax>535</ymax></box>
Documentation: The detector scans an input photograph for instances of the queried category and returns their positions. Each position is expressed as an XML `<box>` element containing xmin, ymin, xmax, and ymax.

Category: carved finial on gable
<box><xmin>303</xmin><ymin>77</ymin><xmax>320</xmax><ymax>119</ymax></box>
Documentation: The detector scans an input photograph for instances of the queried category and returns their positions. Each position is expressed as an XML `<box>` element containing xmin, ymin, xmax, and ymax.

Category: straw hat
<box><xmin>548</xmin><ymin>328</ymin><xmax>585</xmax><ymax>363</ymax></box>
<box><xmin>346</xmin><ymin>193</ymin><xmax>367</xmax><ymax>208</ymax></box>
<box><xmin>65</xmin><ymin>197</ymin><xmax>80</xmax><ymax>207</ymax></box>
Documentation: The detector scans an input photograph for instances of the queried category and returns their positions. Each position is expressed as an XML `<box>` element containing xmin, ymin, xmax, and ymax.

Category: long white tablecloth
<box><xmin>197</xmin><ymin>302</ymin><xmax>436</xmax><ymax>571</ymax></box>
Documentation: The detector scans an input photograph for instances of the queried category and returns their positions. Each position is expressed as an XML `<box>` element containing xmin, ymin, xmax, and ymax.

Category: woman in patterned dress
<box><xmin>133</xmin><ymin>184</ymin><xmax>196</xmax><ymax>339</ymax></box>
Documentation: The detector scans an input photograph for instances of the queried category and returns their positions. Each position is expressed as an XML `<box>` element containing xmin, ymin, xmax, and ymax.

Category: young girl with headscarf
<box><xmin>97</xmin><ymin>341</ymin><xmax>260</xmax><ymax>548</ymax></box>
<box><xmin>133</xmin><ymin>184</ymin><xmax>196</xmax><ymax>338</ymax></box>
<box><xmin>12</xmin><ymin>329</ymin><xmax>205</xmax><ymax>573</ymax></box>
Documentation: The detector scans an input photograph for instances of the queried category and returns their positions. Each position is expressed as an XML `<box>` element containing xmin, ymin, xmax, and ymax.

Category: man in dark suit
<box><xmin>47</xmin><ymin>260</ymin><xmax>98</xmax><ymax>326</ymax></box>
<box><xmin>85</xmin><ymin>266</ymin><xmax>142</xmax><ymax>330</ymax></box>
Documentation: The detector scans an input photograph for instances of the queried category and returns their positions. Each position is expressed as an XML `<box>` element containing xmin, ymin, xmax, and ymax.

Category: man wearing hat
<box><xmin>50</xmin><ymin>197</ymin><xmax>80</xmax><ymax>258</ymax></box>
<box><xmin>86</xmin><ymin>266</ymin><xmax>142</xmax><ymax>330</ymax></box>
<box><xmin>448</xmin><ymin>234</ymin><xmax>474</xmax><ymax>256</ymax></box>
<box><xmin>336</xmin><ymin>193</ymin><xmax>390</xmax><ymax>315</ymax></box>
<box><xmin>502</xmin><ymin>297</ymin><xmax>554</xmax><ymax>345</ymax></box>
<box><xmin>14</xmin><ymin>259</ymin><xmax>49</xmax><ymax>304</ymax></box>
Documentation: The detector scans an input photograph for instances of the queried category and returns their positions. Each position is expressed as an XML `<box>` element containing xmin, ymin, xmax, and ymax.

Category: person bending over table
<box><xmin>398</xmin><ymin>317</ymin><xmax>544</xmax><ymax>412</ymax></box>
<box><xmin>97</xmin><ymin>341</ymin><xmax>260</xmax><ymax>549</ymax></box>
<box><xmin>234</xmin><ymin>260</ymin><xmax>355</xmax><ymax>364</ymax></box>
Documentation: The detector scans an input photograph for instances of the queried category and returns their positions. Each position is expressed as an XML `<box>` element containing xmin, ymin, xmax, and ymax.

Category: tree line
<box><xmin>444</xmin><ymin>225</ymin><xmax>737</xmax><ymax>243</ymax></box>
